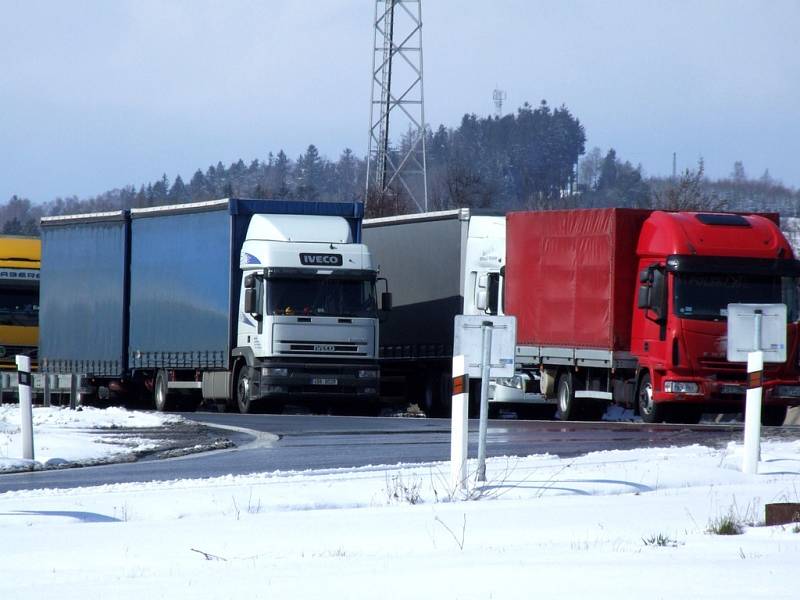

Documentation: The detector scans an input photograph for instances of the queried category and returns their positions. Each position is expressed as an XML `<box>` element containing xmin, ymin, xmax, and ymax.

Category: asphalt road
<box><xmin>1</xmin><ymin>412</ymin><xmax>798</xmax><ymax>494</ymax></box>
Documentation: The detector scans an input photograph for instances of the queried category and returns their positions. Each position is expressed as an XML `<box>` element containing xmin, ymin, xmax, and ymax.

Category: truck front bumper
<box><xmin>250</xmin><ymin>360</ymin><xmax>379</xmax><ymax>401</ymax></box>
<box><xmin>652</xmin><ymin>376</ymin><xmax>800</xmax><ymax>407</ymax></box>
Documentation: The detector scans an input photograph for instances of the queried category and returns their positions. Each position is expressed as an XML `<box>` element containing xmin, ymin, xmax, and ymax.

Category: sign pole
<box><xmin>450</xmin><ymin>355</ymin><xmax>469</xmax><ymax>491</ymax></box>
<box><xmin>476</xmin><ymin>322</ymin><xmax>493</xmax><ymax>482</ymax></box>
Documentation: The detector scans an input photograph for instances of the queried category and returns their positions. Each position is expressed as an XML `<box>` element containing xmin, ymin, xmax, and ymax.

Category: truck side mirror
<box><xmin>244</xmin><ymin>274</ymin><xmax>256</xmax><ymax>289</ymax></box>
<box><xmin>487</xmin><ymin>272</ymin><xmax>500</xmax><ymax>315</ymax></box>
<box><xmin>639</xmin><ymin>269</ymin><xmax>651</xmax><ymax>284</ymax></box>
<box><xmin>381</xmin><ymin>291</ymin><xmax>392</xmax><ymax>312</ymax></box>
<box><xmin>650</xmin><ymin>269</ymin><xmax>667</xmax><ymax>321</ymax></box>
<box><xmin>476</xmin><ymin>290</ymin><xmax>488</xmax><ymax>311</ymax></box>
<box><xmin>244</xmin><ymin>288</ymin><xmax>260</xmax><ymax>318</ymax></box>
<box><xmin>638</xmin><ymin>285</ymin><xmax>651</xmax><ymax>309</ymax></box>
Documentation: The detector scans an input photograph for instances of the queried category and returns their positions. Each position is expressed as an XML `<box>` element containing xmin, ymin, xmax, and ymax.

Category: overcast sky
<box><xmin>1</xmin><ymin>0</ymin><xmax>798</xmax><ymax>203</ymax></box>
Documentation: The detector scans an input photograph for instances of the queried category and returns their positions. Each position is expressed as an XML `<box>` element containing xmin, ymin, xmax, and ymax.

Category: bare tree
<box><xmin>651</xmin><ymin>159</ymin><xmax>726</xmax><ymax>211</ymax></box>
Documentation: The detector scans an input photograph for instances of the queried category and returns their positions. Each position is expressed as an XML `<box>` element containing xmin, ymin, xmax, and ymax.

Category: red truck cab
<box><xmin>633</xmin><ymin>211</ymin><xmax>800</xmax><ymax>424</ymax></box>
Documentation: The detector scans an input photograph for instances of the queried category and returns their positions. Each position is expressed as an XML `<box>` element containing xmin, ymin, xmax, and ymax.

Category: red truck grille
<box><xmin>698</xmin><ymin>358</ymin><xmax>781</xmax><ymax>382</ymax></box>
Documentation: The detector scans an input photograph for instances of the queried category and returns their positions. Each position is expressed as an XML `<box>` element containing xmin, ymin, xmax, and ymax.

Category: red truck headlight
<box><xmin>664</xmin><ymin>381</ymin><xmax>700</xmax><ymax>394</ymax></box>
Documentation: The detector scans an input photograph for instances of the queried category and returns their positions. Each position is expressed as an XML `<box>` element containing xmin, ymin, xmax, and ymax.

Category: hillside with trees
<box><xmin>1</xmin><ymin>101</ymin><xmax>797</xmax><ymax>235</ymax></box>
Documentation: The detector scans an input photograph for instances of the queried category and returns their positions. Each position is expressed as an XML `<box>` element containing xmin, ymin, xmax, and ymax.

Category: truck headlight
<box><xmin>358</xmin><ymin>369</ymin><xmax>378</xmax><ymax>379</ymax></box>
<box><xmin>495</xmin><ymin>376</ymin><xmax>523</xmax><ymax>390</ymax></box>
<box><xmin>262</xmin><ymin>367</ymin><xmax>288</xmax><ymax>377</ymax></box>
<box><xmin>664</xmin><ymin>381</ymin><xmax>700</xmax><ymax>394</ymax></box>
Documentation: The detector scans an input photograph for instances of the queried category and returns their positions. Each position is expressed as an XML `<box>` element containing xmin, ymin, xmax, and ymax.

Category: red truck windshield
<box><xmin>673</xmin><ymin>273</ymin><xmax>799</xmax><ymax>322</ymax></box>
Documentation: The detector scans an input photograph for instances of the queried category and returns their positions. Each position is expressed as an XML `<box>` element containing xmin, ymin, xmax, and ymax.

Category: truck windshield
<box><xmin>267</xmin><ymin>278</ymin><xmax>377</xmax><ymax>318</ymax></box>
<box><xmin>0</xmin><ymin>286</ymin><xmax>39</xmax><ymax>327</ymax></box>
<box><xmin>673</xmin><ymin>273</ymin><xmax>799</xmax><ymax>322</ymax></box>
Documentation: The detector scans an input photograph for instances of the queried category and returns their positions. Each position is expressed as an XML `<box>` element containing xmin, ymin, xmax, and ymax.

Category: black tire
<box><xmin>761</xmin><ymin>405</ymin><xmax>788</xmax><ymax>427</ymax></box>
<box><xmin>153</xmin><ymin>370</ymin><xmax>174</xmax><ymax>412</ymax></box>
<box><xmin>556</xmin><ymin>372</ymin><xmax>579</xmax><ymax>421</ymax></box>
<box><xmin>236</xmin><ymin>365</ymin><xmax>257</xmax><ymax>414</ymax></box>
<box><xmin>637</xmin><ymin>372</ymin><xmax>666</xmax><ymax>423</ymax></box>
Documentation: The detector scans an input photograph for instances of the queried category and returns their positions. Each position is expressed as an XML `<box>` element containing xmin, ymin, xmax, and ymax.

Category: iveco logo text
<box><xmin>314</xmin><ymin>344</ymin><xmax>336</xmax><ymax>352</ymax></box>
<box><xmin>300</xmin><ymin>253</ymin><xmax>342</xmax><ymax>266</ymax></box>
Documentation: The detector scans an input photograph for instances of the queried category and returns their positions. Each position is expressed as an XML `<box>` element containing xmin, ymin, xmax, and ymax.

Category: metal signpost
<box><xmin>452</xmin><ymin>315</ymin><xmax>516</xmax><ymax>486</ymax></box>
<box><xmin>726</xmin><ymin>303</ymin><xmax>787</xmax><ymax>475</ymax></box>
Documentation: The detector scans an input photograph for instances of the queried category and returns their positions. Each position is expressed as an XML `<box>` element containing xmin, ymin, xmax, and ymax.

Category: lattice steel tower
<box><xmin>366</xmin><ymin>0</ymin><xmax>428</xmax><ymax>213</ymax></box>
<box><xmin>493</xmin><ymin>88</ymin><xmax>506</xmax><ymax>117</ymax></box>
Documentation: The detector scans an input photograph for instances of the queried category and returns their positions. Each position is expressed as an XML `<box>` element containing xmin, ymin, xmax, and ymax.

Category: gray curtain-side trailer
<box><xmin>363</xmin><ymin>208</ymin><xmax>505</xmax><ymax>414</ymax></box>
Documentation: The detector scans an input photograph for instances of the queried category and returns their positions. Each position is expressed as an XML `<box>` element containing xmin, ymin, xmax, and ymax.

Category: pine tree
<box><xmin>272</xmin><ymin>150</ymin><xmax>291</xmax><ymax>198</ymax></box>
<box><xmin>296</xmin><ymin>144</ymin><xmax>322</xmax><ymax>200</ymax></box>
<box><xmin>189</xmin><ymin>169</ymin><xmax>209</xmax><ymax>201</ymax></box>
<box><xmin>168</xmin><ymin>175</ymin><xmax>188</xmax><ymax>203</ymax></box>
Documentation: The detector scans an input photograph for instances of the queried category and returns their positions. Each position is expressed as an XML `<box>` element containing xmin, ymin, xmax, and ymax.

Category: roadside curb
<box><xmin>195</xmin><ymin>421</ymin><xmax>279</xmax><ymax>450</ymax></box>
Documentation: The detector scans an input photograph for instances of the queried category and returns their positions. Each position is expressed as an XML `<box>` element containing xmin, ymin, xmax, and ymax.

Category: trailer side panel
<box><xmin>364</xmin><ymin>216</ymin><xmax>464</xmax><ymax>358</ymax></box>
<box><xmin>506</xmin><ymin>208</ymin><xmax>649</xmax><ymax>351</ymax></box>
<box><xmin>128</xmin><ymin>208</ymin><xmax>234</xmax><ymax>370</ymax></box>
<box><xmin>40</xmin><ymin>214</ymin><xmax>130</xmax><ymax>377</ymax></box>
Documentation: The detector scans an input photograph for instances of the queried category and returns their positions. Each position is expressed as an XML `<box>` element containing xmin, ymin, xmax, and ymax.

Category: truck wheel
<box><xmin>236</xmin><ymin>366</ymin><xmax>256</xmax><ymax>414</ymax></box>
<box><xmin>154</xmin><ymin>370</ymin><xmax>174</xmax><ymax>412</ymax></box>
<box><xmin>637</xmin><ymin>372</ymin><xmax>664</xmax><ymax>423</ymax></box>
<box><xmin>556</xmin><ymin>373</ymin><xmax>579</xmax><ymax>421</ymax></box>
<box><xmin>761</xmin><ymin>406</ymin><xmax>787</xmax><ymax>426</ymax></box>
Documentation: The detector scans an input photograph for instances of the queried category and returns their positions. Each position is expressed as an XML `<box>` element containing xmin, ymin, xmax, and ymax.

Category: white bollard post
<box><xmin>450</xmin><ymin>355</ymin><xmax>469</xmax><ymax>491</ymax></box>
<box><xmin>742</xmin><ymin>350</ymin><xmax>763</xmax><ymax>475</ymax></box>
<box><xmin>16</xmin><ymin>354</ymin><xmax>34</xmax><ymax>461</ymax></box>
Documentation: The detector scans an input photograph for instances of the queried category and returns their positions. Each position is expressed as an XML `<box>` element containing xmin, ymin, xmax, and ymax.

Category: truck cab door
<box><xmin>634</xmin><ymin>263</ymin><xmax>669</xmax><ymax>368</ymax></box>
<box><xmin>238</xmin><ymin>272</ymin><xmax>264</xmax><ymax>349</ymax></box>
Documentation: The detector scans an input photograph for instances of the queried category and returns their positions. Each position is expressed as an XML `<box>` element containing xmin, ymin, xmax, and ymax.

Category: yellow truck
<box><xmin>0</xmin><ymin>235</ymin><xmax>40</xmax><ymax>368</ymax></box>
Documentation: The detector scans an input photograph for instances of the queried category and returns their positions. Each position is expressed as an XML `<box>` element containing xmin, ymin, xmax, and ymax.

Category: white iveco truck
<box><xmin>232</xmin><ymin>211</ymin><xmax>382</xmax><ymax>412</ymax></box>
<box><xmin>40</xmin><ymin>199</ymin><xmax>386</xmax><ymax>413</ymax></box>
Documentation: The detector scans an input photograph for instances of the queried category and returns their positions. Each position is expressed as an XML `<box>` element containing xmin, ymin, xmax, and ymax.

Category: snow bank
<box><xmin>0</xmin><ymin>405</ymin><xmax>182</xmax><ymax>472</ymax></box>
<box><xmin>0</xmin><ymin>439</ymin><xmax>798</xmax><ymax>599</ymax></box>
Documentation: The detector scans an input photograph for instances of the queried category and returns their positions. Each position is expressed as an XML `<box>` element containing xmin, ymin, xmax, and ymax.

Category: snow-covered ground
<box><xmin>0</xmin><ymin>407</ymin><xmax>799</xmax><ymax>598</ymax></box>
<box><xmin>0</xmin><ymin>405</ymin><xmax>182</xmax><ymax>472</ymax></box>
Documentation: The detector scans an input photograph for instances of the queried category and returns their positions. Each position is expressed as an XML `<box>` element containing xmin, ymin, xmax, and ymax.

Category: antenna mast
<box><xmin>366</xmin><ymin>0</ymin><xmax>428</xmax><ymax>213</ymax></box>
<box><xmin>493</xmin><ymin>88</ymin><xmax>506</xmax><ymax>117</ymax></box>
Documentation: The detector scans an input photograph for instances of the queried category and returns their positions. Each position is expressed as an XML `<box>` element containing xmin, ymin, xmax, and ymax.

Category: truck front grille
<box><xmin>275</xmin><ymin>339</ymin><xmax>367</xmax><ymax>356</ymax></box>
<box><xmin>698</xmin><ymin>358</ymin><xmax>780</xmax><ymax>382</ymax></box>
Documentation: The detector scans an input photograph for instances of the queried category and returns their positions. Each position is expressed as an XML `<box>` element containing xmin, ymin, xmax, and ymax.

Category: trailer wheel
<box><xmin>236</xmin><ymin>365</ymin><xmax>256</xmax><ymax>414</ymax></box>
<box><xmin>153</xmin><ymin>370</ymin><xmax>174</xmax><ymax>412</ymax></box>
<box><xmin>637</xmin><ymin>372</ymin><xmax>665</xmax><ymax>423</ymax></box>
<box><xmin>556</xmin><ymin>373</ymin><xmax>579</xmax><ymax>421</ymax></box>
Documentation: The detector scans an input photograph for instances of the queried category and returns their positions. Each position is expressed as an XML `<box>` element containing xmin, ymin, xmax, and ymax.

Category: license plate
<box><xmin>311</xmin><ymin>377</ymin><xmax>337</xmax><ymax>386</ymax></box>
<box><xmin>720</xmin><ymin>384</ymin><xmax>745</xmax><ymax>394</ymax></box>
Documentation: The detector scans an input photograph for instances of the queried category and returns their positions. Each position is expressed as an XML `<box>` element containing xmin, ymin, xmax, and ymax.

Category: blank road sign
<box><xmin>453</xmin><ymin>315</ymin><xmax>516</xmax><ymax>378</ymax></box>
<box><xmin>726</xmin><ymin>303</ymin><xmax>787</xmax><ymax>363</ymax></box>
